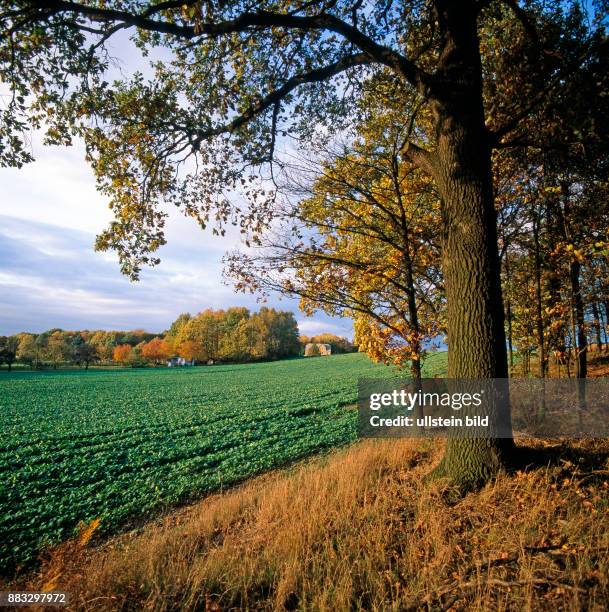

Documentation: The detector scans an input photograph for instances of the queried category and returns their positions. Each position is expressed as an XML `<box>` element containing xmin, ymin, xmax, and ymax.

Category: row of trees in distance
<box><xmin>0</xmin><ymin>308</ymin><xmax>354</xmax><ymax>370</ymax></box>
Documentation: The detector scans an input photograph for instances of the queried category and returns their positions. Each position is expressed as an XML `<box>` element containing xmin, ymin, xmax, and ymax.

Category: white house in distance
<box><xmin>304</xmin><ymin>343</ymin><xmax>332</xmax><ymax>357</ymax></box>
<box><xmin>166</xmin><ymin>357</ymin><xmax>195</xmax><ymax>367</ymax></box>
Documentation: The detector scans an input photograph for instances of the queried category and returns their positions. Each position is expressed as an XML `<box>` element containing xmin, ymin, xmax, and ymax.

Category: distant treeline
<box><xmin>0</xmin><ymin>308</ymin><xmax>355</xmax><ymax>369</ymax></box>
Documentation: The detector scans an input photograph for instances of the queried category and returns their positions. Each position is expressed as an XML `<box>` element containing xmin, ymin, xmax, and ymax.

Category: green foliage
<box><xmin>170</xmin><ymin>307</ymin><xmax>300</xmax><ymax>363</ymax></box>
<box><xmin>9</xmin><ymin>330</ymin><xmax>153</xmax><ymax>369</ymax></box>
<box><xmin>2</xmin><ymin>1</ymin><xmax>604</xmax><ymax>280</ymax></box>
<box><xmin>0</xmin><ymin>352</ymin><xmax>446</xmax><ymax>573</ymax></box>
<box><xmin>70</xmin><ymin>335</ymin><xmax>98</xmax><ymax>369</ymax></box>
<box><xmin>0</xmin><ymin>336</ymin><xmax>18</xmax><ymax>370</ymax></box>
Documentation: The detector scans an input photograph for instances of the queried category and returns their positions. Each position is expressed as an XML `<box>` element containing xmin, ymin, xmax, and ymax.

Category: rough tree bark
<box><xmin>426</xmin><ymin>2</ymin><xmax>515</xmax><ymax>487</ymax></box>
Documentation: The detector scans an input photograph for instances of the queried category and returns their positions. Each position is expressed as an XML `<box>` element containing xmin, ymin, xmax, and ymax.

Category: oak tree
<box><xmin>2</xmin><ymin>0</ymin><xmax>607</xmax><ymax>485</ymax></box>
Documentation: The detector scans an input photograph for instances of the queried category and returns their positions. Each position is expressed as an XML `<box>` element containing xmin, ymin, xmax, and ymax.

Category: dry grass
<box><xmin>11</xmin><ymin>437</ymin><xmax>609</xmax><ymax>611</ymax></box>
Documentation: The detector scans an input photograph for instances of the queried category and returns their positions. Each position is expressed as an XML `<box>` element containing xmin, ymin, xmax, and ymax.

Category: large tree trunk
<box><xmin>428</xmin><ymin>1</ymin><xmax>515</xmax><ymax>487</ymax></box>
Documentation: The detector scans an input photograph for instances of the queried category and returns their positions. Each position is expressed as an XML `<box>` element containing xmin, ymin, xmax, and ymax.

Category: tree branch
<box><xmin>12</xmin><ymin>0</ymin><xmax>197</xmax><ymax>38</ymax></box>
<box><xmin>192</xmin><ymin>53</ymin><xmax>372</xmax><ymax>146</ymax></box>
<box><xmin>400</xmin><ymin>141</ymin><xmax>436</xmax><ymax>177</ymax></box>
<box><xmin>21</xmin><ymin>2</ymin><xmax>432</xmax><ymax>94</ymax></box>
<box><xmin>500</xmin><ymin>0</ymin><xmax>541</xmax><ymax>49</ymax></box>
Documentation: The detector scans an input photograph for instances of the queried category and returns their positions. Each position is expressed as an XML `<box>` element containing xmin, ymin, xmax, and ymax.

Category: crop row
<box><xmin>0</xmin><ymin>353</ymin><xmax>445</xmax><ymax>573</ymax></box>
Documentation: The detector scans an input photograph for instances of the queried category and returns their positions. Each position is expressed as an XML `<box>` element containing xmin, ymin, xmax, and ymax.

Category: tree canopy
<box><xmin>1</xmin><ymin>1</ymin><xmax>606</xmax><ymax>276</ymax></box>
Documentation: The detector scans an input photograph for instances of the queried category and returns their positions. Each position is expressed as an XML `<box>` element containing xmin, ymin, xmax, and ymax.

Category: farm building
<box><xmin>304</xmin><ymin>343</ymin><xmax>332</xmax><ymax>357</ymax></box>
<box><xmin>166</xmin><ymin>357</ymin><xmax>195</xmax><ymax>367</ymax></box>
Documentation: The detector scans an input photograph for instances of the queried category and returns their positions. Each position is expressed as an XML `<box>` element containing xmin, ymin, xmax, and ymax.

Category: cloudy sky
<box><xmin>0</xmin><ymin>30</ymin><xmax>355</xmax><ymax>339</ymax></box>
<box><xmin>0</xmin><ymin>136</ymin><xmax>352</xmax><ymax>338</ymax></box>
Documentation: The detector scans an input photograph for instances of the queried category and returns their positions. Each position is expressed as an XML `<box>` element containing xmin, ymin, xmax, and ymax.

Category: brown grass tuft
<box><xmin>12</xmin><ymin>437</ymin><xmax>609</xmax><ymax>611</ymax></box>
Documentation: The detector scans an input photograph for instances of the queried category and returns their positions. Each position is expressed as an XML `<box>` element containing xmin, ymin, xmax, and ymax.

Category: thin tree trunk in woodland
<box><xmin>591</xmin><ymin>301</ymin><xmax>603</xmax><ymax>353</ymax></box>
<box><xmin>604</xmin><ymin>301</ymin><xmax>609</xmax><ymax>348</ymax></box>
<box><xmin>570</xmin><ymin>261</ymin><xmax>587</xmax><ymax>379</ymax></box>
<box><xmin>544</xmin><ymin>194</ymin><xmax>567</xmax><ymax>361</ymax></box>
<box><xmin>533</xmin><ymin>215</ymin><xmax>546</xmax><ymax>378</ymax></box>
<box><xmin>504</xmin><ymin>250</ymin><xmax>515</xmax><ymax>373</ymax></box>
<box><xmin>403</xmin><ymin>239</ymin><xmax>422</xmax><ymax>385</ymax></box>
<box><xmin>558</xmin><ymin>189</ymin><xmax>586</xmax><ymax>379</ymax></box>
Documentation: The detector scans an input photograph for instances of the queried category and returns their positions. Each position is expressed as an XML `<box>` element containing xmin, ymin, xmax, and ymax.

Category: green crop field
<box><xmin>0</xmin><ymin>352</ymin><xmax>447</xmax><ymax>573</ymax></box>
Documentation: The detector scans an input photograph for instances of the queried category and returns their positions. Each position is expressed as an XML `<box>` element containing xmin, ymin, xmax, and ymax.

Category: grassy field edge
<box><xmin>9</xmin><ymin>436</ymin><xmax>609</xmax><ymax>611</ymax></box>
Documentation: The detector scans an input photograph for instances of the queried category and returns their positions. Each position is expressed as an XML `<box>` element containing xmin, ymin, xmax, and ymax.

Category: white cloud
<box><xmin>0</xmin><ymin>129</ymin><xmax>353</xmax><ymax>338</ymax></box>
<box><xmin>297</xmin><ymin>318</ymin><xmax>353</xmax><ymax>337</ymax></box>
<box><xmin>0</xmin><ymin>141</ymin><xmax>112</xmax><ymax>234</ymax></box>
